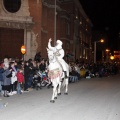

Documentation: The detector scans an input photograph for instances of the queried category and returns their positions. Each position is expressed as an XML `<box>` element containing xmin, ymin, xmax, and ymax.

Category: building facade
<box><xmin>0</xmin><ymin>0</ymin><xmax>92</xmax><ymax>62</ymax></box>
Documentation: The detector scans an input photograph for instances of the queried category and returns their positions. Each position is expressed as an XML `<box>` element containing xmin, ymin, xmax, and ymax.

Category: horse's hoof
<box><xmin>50</xmin><ymin>100</ymin><xmax>55</xmax><ymax>103</ymax></box>
<box><xmin>54</xmin><ymin>97</ymin><xmax>57</xmax><ymax>99</ymax></box>
<box><xmin>64</xmin><ymin>92</ymin><xmax>68</xmax><ymax>95</ymax></box>
<box><xmin>58</xmin><ymin>93</ymin><xmax>61</xmax><ymax>96</ymax></box>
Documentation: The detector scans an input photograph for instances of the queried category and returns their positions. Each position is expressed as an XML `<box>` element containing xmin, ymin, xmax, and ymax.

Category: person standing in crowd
<box><xmin>24</xmin><ymin>61</ymin><xmax>32</xmax><ymax>91</ymax></box>
<box><xmin>2</xmin><ymin>64</ymin><xmax>12</xmax><ymax>97</ymax></box>
<box><xmin>27</xmin><ymin>60</ymin><xmax>34</xmax><ymax>88</ymax></box>
<box><xmin>3</xmin><ymin>58</ymin><xmax>9</xmax><ymax>68</ymax></box>
<box><xmin>16</xmin><ymin>68</ymin><xmax>24</xmax><ymax>94</ymax></box>
<box><xmin>0</xmin><ymin>62</ymin><xmax>4</xmax><ymax>96</ymax></box>
<box><xmin>34</xmin><ymin>52</ymin><xmax>41</xmax><ymax>62</ymax></box>
<box><xmin>9</xmin><ymin>62</ymin><xmax>18</xmax><ymax>95</ymax></box>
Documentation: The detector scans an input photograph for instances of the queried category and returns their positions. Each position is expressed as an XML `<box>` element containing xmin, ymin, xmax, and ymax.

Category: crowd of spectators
<box><xmin>69</xmin><ymin>61</ymin><xmax>119</xmax><ymax>80</ymax></box>
<box><xmin>0</xmin><ymin>57</ymin><xmax>48</xmax><ymax>97</ymax></box>
<box><xmin>0</xmin><ymin>55</ymin><xmax>119</xmax><ymax>108</ymax></box>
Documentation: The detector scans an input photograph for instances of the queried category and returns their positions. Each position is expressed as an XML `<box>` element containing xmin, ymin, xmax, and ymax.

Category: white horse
<box><xmin>47</xmin><ymin>48</ymin><xmax>69</xmax><ymax>103</ymax></box>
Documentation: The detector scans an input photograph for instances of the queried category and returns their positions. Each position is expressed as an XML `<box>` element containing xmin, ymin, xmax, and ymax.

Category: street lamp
<box><xmin>21</xmin><ymin>45</ymin><xmax>26</xmax><ymax>60</ymax></box>
<box><xmin>110</xmin><ymin>55</ymin><xmax>114</xmax><ymax>60</ymax></box>
<box><xmin>106</xmin><ymin>49</ymin><xmax>110</xmax><ymax>52</ymax></box>
<box><xmin>54</xmin><ymin>0</ymin><xmax>56</xmax><ymax>46</ymax></box>
<box><xmin>94</xmin><ymin>39</ymin><xmax>104</xmax><ymax>63</ymax></box>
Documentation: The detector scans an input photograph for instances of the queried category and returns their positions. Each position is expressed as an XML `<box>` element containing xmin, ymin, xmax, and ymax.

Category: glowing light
<box><xmin>100</xmin><ymin>39</ymin><xmax>104</xmax><ymax>43</ymax></box>
<box><xmin>106</xmin><ymin>49</ymin><xmax>110</xmax><ymax>52</ymax></box>
<box><xmin>110</xmin><ymin>55</ymin><xmax>114</xmax><ymax>60</ymax></box>
<box><xmin>21</xmin><ymin>45</ymin><xmax>26</xmax><ymax>54</ymax></box>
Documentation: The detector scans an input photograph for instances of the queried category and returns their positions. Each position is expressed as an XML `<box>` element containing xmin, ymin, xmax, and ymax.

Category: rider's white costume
<box><xmin>48</xmin><ymin>40</ymin><xmax>67</xmax><ymax>77</ymax></box>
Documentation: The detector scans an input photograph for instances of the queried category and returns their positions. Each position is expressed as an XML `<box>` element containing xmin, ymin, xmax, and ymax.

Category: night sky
<box><xmin>79</xmin><ymin>0</ymin><xmax>120</xmax><ymax>50</ymax></box>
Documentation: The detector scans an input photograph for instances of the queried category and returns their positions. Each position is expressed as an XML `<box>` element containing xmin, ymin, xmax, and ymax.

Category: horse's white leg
<box><xmin>50</xmin><ymin>83</ymin><xmax>56</xmax><ymax>103</ymax></box>
<box><xmin>54</xmin><ymin>87</ymin><xmax>58</xmax><ymax>99</ymax></box>
<box><xmin>54</xmin><ymin>78</ymin><xmax>60</xmax><ymax>98</ymax></box>
<box><xmin>64</xmin><ymin>78</ymin><xmax>68</xmax><ymax>95</ymax></box>
<box><xmin>58</xmin><ymin>81</ymin><xmax>61</xmax><ymax>95</ymax></box>
<box><xmin>50</xmin><ymin>86</ymin><xmax>56</xmax><ymax>103</ymax></box>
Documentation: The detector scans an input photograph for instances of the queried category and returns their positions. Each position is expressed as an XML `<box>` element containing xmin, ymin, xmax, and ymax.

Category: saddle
<box><xmin>48</xmin><ymin>68</ymin><xmax>61</xmax><ymax>79</ymax></box>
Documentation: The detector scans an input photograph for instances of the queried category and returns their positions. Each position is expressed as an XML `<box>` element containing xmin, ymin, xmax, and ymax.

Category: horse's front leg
<box><xmin>54</xmin><ymin>87</ymin><xmax>58</xmax><ymax>99</ymax></box>
<box><xmin>54</xmin><ymin>78</ymin><xmax>60</xmax><ymax>99</ymax></box>
<box><xmin>50</xmin><ymin>84</ymin><xmax>56</xmax><ymax>103</ymax></box>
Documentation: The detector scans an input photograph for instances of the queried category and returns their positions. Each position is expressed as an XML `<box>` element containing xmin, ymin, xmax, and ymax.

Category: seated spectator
<box><xmin>39</xmin><ymin>59</ymin><xmax>46</xmax><ymax>72</ymax></box>
<box><xmin>69</xmin><ymin>67</ymin><xmax>79</xmax><ymax>82</ymax></box>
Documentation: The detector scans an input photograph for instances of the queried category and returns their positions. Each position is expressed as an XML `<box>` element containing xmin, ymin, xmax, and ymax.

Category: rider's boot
<box><xmin>64</xmin><ymin>71</ymin><xmax>67</xmax><ymax>78</ymax></box>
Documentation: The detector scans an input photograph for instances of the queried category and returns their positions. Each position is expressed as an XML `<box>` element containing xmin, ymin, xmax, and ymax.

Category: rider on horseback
<box><xmin>48</xmin><ymin>38</ymin><xmax>68</xmax><ymax>78</ymax></box>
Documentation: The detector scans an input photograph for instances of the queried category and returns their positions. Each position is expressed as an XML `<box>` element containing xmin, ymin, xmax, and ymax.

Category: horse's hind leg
<box><xmin>57</xmin><ymin>82</ymin><xmax>61</xmax><ymax>96</ymax></box>
<box><xmin>64</xmin><ymin>78</ymin><xmax>68</xmax><ymax>95</ymax></box>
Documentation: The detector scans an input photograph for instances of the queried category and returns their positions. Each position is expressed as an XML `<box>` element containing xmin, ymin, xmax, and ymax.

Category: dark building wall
<box><xmin>0</xmin><ymin>0</ymin><xmax>92</xmax><ymax>61</ymax></box>
<box><xmin>40</xmin><ymin>0</ymin><xmax>92</xmax><ymax>61</ymax></box>
<box><xmin>29</xmin><ymin>0</ymin><xmax>42</xmax><ymax>55</ymax></box>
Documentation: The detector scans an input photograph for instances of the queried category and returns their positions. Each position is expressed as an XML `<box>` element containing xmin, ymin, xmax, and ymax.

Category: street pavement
<box><xmin>0</xmin><ymin>74</ymin><xmax>120</xmax><ymax>120</ymax></box>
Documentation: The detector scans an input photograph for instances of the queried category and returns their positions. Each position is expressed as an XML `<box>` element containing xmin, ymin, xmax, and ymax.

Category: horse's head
<box><xmin>47</xmin><ymin>48</ymin><xmax>55</xmax><ymax>61</ymax></box>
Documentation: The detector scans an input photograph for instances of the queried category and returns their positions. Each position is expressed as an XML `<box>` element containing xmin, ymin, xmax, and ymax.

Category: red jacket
<box><xmin>16</xmin><ymin>72</ymin><xmax>24</xmax><ymax>83</ymax></box>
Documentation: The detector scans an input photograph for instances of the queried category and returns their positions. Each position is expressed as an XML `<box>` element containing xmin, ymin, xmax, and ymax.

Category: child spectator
<box><xmin>16</xmin><ymin>69</ymin><xmax>24</xmax><ymax>94</ymax></box>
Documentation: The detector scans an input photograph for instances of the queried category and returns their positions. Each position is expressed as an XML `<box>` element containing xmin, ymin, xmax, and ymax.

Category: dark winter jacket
<box><xmin>0</xmin><ymin>68</ymin><xmax>4</xmax><ymax>81</ymax></box>
<box><xmin>39</xmin><ymin>63</ymin><xmax>46</xmax><ymax>72</ymax></box>
<box><xmin>24</xmin><ymin>65</ymin><xmax>32</xmax><ymax>78</ymax></box>
<box><xmin>2</xmin><ymin>69</ymin><xmax>11</xmax><ymax>86</ymax></box>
